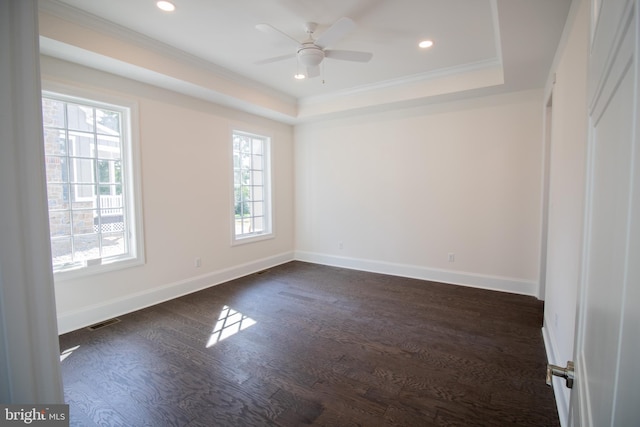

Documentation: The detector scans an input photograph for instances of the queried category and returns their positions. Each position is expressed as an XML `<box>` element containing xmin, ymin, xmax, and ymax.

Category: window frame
<box><xmin>231</xmin><ymin>129</ymin><xmax>274</xmax><ymax>245</ymax></box>
<box><xmin>42</xmin><ymin>86</ymin><xmax>145</xmax><ymax>280</ymax></box>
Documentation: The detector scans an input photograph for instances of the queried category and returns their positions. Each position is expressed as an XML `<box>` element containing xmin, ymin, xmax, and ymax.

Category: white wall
<box><xmin>41</xmin><ymin>57</ymin><xmax>295</xmax><ymax>334</ymax></box>
<box><xmin>295</xmin><ymin>90</ymin><xmax>544</xmax><ymax>295</ymax></box>
<box><xmin>541</xmin><ymin>0</ymin><xmax>588</xmax><ymax>424</ymax></box>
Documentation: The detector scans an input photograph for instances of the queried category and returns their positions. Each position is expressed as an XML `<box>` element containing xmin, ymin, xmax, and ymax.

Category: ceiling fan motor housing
<box><xmin>297</xmin><ymin>44</ymin><xmax>325</xmax><ymax>67</ymax></box>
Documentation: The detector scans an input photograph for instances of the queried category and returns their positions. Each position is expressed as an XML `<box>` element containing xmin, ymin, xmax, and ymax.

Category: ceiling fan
<box><xmin>255</xmin><ymin>17</ymin><xmax>373</xmax><ymax>78</ymax></box>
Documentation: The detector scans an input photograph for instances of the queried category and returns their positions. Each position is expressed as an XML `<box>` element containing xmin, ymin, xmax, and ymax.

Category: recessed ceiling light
<box><xmin>419</xmin><ymin>40</ymin><xmax>434</xmax><ymax>49</ymax></box>
<box><xmin>294</xmin><ymin>73</ymin><xmax>306</xmax><ymax>80</ymax></box>
<box><xmin>156</xmin><ymin>1</ymin><xmax>176</xmax><ymax>12</ymax></box>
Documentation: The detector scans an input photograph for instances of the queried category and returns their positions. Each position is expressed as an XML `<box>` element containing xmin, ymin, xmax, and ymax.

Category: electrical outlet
<box><xmin>339</xmin><ymin>241</ymin><xmax>344</xmax><ymax>250</ymax></box>
<box><xmin>195</xmin><ymin>257</ymin><xmax>201</xmax><ymax>268</ymax></box>
<box><xmin>448</xmin><ymin>253</ymin><xmax>455</xmax><ymax>262</ymax></box>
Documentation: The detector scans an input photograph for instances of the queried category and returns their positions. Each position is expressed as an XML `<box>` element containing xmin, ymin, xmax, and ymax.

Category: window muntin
<box><xmin>232</xmin><ymin>131</ymin><xmax>272</xmax><ymax>242</ymax></box>
<box><xmin>42</xmin><ymin>93</ymin><xmax>141</xmax><ymax>274</ymax></box>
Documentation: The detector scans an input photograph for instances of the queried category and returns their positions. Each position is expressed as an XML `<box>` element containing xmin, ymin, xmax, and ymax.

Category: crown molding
<box><xmin>299</xmin><ymin>58</ymin><xmax>504</xmax><ymax>107</ymax></box>
<box><xmin>38</xmin><ymin>0</ymin><xmax>295</xmax><ymax>106</ymax></box>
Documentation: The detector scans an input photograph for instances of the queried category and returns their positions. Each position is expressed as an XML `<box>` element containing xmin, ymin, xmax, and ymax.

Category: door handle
<box><xmin>546</xmin><ymin>361</ymin><xmax>574</xmax><ymax>389</ymax></box>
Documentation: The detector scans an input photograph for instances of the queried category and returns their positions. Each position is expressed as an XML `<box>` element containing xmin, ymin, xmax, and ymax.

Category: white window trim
<box><xmin>42</xmin><ymin>82</ymin><xmax>145</xmax><ymax>281</ymax></box>
<box><xmin>230</xmin><ymin>128</ymin><xmax>274</xmax><ymax>246</ymax></box>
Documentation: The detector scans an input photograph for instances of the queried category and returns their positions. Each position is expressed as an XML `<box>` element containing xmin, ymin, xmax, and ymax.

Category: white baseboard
<box><xmin>294</xmin><ymin>251</ymin><xmax>538</xmax><ymax>296</ymax></box>
<box><xmin>58</xmin><ymin>250</ymin><xmax>539</xmax><ymax>334</ymax></box>
<box><xmin>542</xmin><ymin>324</ymin><xmax>570</xmax><ymax>427</ymax></box>
<box><xmin>57</xmin><ymin>251</ymin><xmax>294</xmax><ymax>334</ymax></box>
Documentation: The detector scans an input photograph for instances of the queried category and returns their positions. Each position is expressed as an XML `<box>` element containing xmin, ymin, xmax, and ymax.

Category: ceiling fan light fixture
<box><xmin>156</xmin><ymin>1</ymin><xmax>176</xmax><ymax>12</ymax></box>
<box><xmin>297</xmin><ymin>47</ymin><xmax>325</xmax><ymax>68</ymax></box>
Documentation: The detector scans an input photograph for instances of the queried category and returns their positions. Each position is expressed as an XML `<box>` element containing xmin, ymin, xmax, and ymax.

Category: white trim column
<box><xmin>0</xmin><ymin>0</ymin><xmax>64</xmax><ymax>403</ymax></box>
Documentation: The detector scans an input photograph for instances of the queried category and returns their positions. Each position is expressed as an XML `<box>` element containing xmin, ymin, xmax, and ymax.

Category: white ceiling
<box><xmin>39</xmin><ymin>0</ymin><xmax>571</xmax><ymax>123</ymax></box>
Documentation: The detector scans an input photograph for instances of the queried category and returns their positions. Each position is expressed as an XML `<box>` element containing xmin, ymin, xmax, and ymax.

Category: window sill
<box><xmin>232</xmin><ymin>232</ymin><xmax>275</xmax><ymax>246</ymax></box>
<box><xmin>53</xmin><ymin>256</ymin><xmax>144</xmax><ymax>283</ymax></box>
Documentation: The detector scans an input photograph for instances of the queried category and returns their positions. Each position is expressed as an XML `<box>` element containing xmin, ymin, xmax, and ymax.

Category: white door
<box><xmin>570</xmin><ymin>0</ymin><xmax>640</xmax><ymax>425</ymax></box>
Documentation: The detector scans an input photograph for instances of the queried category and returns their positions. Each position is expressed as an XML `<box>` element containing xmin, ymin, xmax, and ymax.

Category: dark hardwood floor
<box><xmin>59</xmin><ymin>261</ymin><xmax>560</xmax><ymax>426</ymax></box>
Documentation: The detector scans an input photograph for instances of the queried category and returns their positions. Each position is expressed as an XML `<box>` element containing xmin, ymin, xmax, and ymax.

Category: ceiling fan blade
<box><xmin>254</xmin><ymin>53</ymin><xmax>297</xmax><ymax>65</ymax></box>
<box><xmin>255</xmin><ymin>23</ymin><xmax>301</xmax><ymax>48</ymax></box>
<box><xmin>325</xmin><ymin>50</ymin><xmax>373</xmax><ymax>62</ymax></box>
<box><xmin>315</xmin><ymin>17</ymin><xmax>355</xmax><ymax>49</ymax></box>
<box><xmin>306</xmin><ymin>65</ymin><xmax>320</xmax><ymax>78</ymax></box>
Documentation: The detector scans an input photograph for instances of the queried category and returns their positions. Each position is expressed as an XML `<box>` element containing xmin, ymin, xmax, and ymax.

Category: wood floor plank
<box><xmin>59</xmin><ymin>261</ymin><xmax>559</xmax><ymax>426</ymax></box>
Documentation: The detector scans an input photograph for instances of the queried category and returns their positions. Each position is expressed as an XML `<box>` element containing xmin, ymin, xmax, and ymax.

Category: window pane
<box><xmin>233</xmin><ymin>171</ymin><xmax>242</xmax><ymax>186</ymax></box>
<box><xmin>99</xmin><ymin>195</ymin><xmax>123</xmax><ymax>213</ymax></box>
<box><xmin>98</xmin><ymin>208</ymin><xmax>124</xmax><ymax>233</ymax></box>
<box><xmin>97</xmin><ymin>160</ymin><xmax>121</xmax><ymax>185</ymax></box>
<box><xmin>242</xmin><ymin>157</ymin><xmax>251</xmax><ymax>168</ymax></box>
<box><xmin>50</xmin><ymin>237</ymin><xmax>72</xmax><ymax>265</ymax></box>
<box><xmin>253</xmin><ymin>217</ymin><xmax>264</xmax><ymax>232</ymax></box>
<box><xmin>251</xmin><ymin>171</ymin><xmax>263</xmax><ymax>185</ymax></box>
<box><xmin>73</xmin><ymin>234</ymin><xmax>100</xmax><ymax>262</ymax></box>
<box><xmin>43</xmin><ymin>128</ymin><xmax>67</xmax><ymax>155</ymax></box>
<box><xmin>252</xmin><ymin>187</ymin><xmax>263</xmax><ymax>201</ymax></box>
<box><xmin>72</xmin><ymin>210</ymin><xmax>97</xmax><ymax>235</ymax></box>
<box><xmin>49</xmin><ymin>211</ymin><xmax>71</xmax><ymax>237</ymax></box>
<box><xmin>98</xmin><ymin>184</ymin><xmax>114</xmax><ymax>196</ymax></box>
<box><xmin>67</xmin><ymin>103</ymin><xmax>94</xmax><ymax>132</ymax></box>
<box><xmin>101</xmin><ymin>232</ymin><xmax>125</xmax><ymax>257</ymax></box>
<box><xmin>47</xmin><ymin>184</ymin><xmax>70</xmax><ymax>210</ymax></box>
<box><xmin>98</xmin><ymin>161</ymin><xmax>109</xmax><ymax>183</ymax></box>
<box><xmin>252</xmin><ymin>139</ymin><xmax>263</xmax><ymax>154</ymax></box>
<box><xmin>69</xmin><ymin>131</ymin><xmax>94</xmax><ymax>157</ymax></box>
<box><xmin>69</xmin><ymin>158</ymin><xmax>95</xmax><ymax>184</ymax></box>
<box><xmin>96</xmin><ymin>109</ymin><xmax>120</xmax><ymax>135</ymax></box>
<box><xmin>97</xmin><ymin>134</ymin><xmax>121</xmax><ymax>159</ymax></box>
<box><xmin>45</xmin><ymin>156</ymin><xmax>68</xmax><ymax>184</ymax></box>
<box><xmin>42</xmin><ymin>98</ymin><xmax>66</xmax><ymax>128</ymax></box>
<box><xmin>71</xmin><ymin>185</ymin><xmax>96</xmax><ymax>208</ymax></box>
<box><xmin>253</xmin><ymin>201</ymin><xmax>264</xmax><ymax>216</ymax></box>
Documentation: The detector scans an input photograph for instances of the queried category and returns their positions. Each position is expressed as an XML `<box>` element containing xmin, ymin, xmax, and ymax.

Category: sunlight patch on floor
<box><xmin>60</xmin><ymin>345</ymin><xmax>80</xmax><ymax>362</ymax></box>
<box><xmin>206</xmin><ymin>305</ymin><xmax>256</xmax><ymax>348</ymax></box>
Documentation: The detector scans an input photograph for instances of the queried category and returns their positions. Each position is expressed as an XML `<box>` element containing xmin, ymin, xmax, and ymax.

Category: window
<box><xmin>232</xmin><ymin>130</ymin><xmax>272</xmax><ymax>243</ymax></box>
<box><xmin>42</xmin><ymin>91</ymin><xmax>143</xmax><ymax>276</ymax></box>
